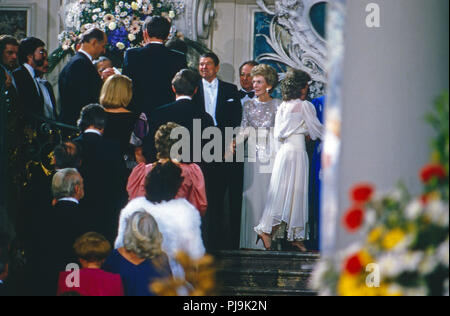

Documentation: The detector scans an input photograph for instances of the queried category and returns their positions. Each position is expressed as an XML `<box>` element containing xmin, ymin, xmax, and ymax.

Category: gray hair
<box><xmin>123</xmin><ymin>210</ymin><xmax>163</xmax><ymax>259</ymax></box>
<box><xmin>52</xmin><ymin>168</ymin><xmax>82</xmax><ymax>200</ymax></box>
<box><xmin>93</xmin><ymin>56</ymin><xmax>111</xmax><ymax>66</ymax></box>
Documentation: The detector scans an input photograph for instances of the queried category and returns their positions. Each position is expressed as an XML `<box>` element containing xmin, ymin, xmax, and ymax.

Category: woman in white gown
<box><xmin>237</xmin><ymin>64</ymin><xmax>281</xmax><ymax>250</ymax></box>
<box><xmin>254</xmin><ymin>69</ymin><xmax>324</xmax><ymax>251</ymax></box>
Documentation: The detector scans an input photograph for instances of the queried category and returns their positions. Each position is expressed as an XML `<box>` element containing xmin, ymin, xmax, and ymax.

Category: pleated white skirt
<box><xmin>254</xmin><ymin>134</ymin><xmax>310</xmax><ymax>241</ymax></box>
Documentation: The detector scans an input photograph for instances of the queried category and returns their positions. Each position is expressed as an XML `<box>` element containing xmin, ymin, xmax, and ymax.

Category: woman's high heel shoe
<box><xmin>256</xmin><ymin>234</ymin><xmax>273</xmax><ymax>250</ymax></box>
<box><xmin>291</xmin><ymin>241</ymin><xmax>308</xmax><ymax>252</ymax></box>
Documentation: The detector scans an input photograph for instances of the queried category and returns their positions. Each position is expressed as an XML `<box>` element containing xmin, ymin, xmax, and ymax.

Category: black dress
<box><xmin>103</xmin><ymin>111</ymin><xmax>138</xmax><ymax>159</ymax></box>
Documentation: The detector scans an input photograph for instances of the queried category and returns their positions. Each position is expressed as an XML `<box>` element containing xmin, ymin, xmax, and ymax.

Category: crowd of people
<box><xmin>0</xmin><ymin>15</ymin><xmax>325</xmax><ymax>296</ymax></box>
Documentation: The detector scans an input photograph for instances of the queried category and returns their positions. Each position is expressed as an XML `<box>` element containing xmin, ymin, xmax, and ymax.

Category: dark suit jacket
<box><xmin>73</xmin><ymin>132</ymin><xmax>127</xmax><ymax>242</ymax></box>
<box><xmin>122</xmin><ymin>43</ymin><xmax>187</xmax><ymax>115</ymax></box>
<box><xmin>143</xmin><ymin>98</ymin><xmax>215</xmax><ymax>162</ymax></box>
<box><xmin>32</xmin><ymin>200</ymin><xmax>90</xmax><ymax>296</ymax></box>
<box><xmin>193</xmin><ymin>80</ymin><xmax>242</xmax><ymax>131</ymax></box>
<box><xmin>12</xmin><ymin>65</ymin><xmax>44</xmax><ymax>117</ymax></box>
<box><xmin>59</xmin><ymin>53</ymin><xmax>103</xmax><ymax>126</ymax></box>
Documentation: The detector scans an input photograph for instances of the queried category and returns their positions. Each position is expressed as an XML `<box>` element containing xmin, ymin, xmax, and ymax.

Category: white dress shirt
<box><xmin>78</xmin><ymin>49</ymin><xmax>94</xmax><ymax>63</ymax></box>
<box><xmin>84</xmin><ymin>129</ymin><xmax>102</xmax><ymax>136</ymax></box>
<box><xmin>202</xmin><ymin>78</ymin><xmax>219</xmax><ymax>126</ymax></box>
<box><xmin>176</xmin><ymin>96</ymin><xmax>192</xmax><ymax>101</ymax></box>
<box><xmin>58</xmin><ymin>197</ymin><xmax>79</xmax><ymax>204</ymax></box>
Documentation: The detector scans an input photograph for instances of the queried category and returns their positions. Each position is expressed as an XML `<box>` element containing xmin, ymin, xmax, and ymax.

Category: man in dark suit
<box><xmin>59</xmin><ymin>28</ymin><xmax>107</xmax><ymax>126</ymax></box>
<box><xmin>123</xmin><ymin>16</ymin><xmax>187</xmax><ymax>115</ymax></box>
<box><xmin>73</xmin><ymin>104</ymin><xmax>127</xmax><ymax>243</ymax></box>
<box><xmin>30</xmin><ymin>168</ymin><xmax>89</xmax><ymax>296</ymax></box>
<box><xmin>143</xmin><ymin>68</ymin><xmax>214</xmax><ymax>163</ymax></box>
<box><xmin>12</xmin><ymin>37</ymin><xmax>47</xmax><ymax>119</ymax></box>
<box><xmin>0</xmin><ymin>35</ymin><xmax>19</xmax><ymax>98</ymax></box>
<box><xmin>193</xmin><ymin>52</ymin><xmax>243</xmax><ymax>251</ymax></box>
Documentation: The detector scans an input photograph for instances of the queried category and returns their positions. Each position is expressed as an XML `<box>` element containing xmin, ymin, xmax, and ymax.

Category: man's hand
<box><xmin>101</xmin><ymin>68</ymin><xmax>116</xmax><ymax>81</ymax></box>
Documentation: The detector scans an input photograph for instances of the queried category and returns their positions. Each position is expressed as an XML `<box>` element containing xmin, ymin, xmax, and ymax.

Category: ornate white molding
<box><xmin>256</xmin><ymin>0</ymin><xmax>327</xmax><ymax>84</ymax></box>
<box><xmin>174</xmin><ymin>0</ymin><xmax>215</xmax><ymax>42</ymax></box>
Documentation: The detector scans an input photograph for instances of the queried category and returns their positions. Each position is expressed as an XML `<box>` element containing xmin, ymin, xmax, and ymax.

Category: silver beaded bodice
<box><xmin>241</xmin><ymin>98</ymin><xmax>281</xmax><ymax>129</ymax></box>
<box><xmin>240</xmin><ymin>98</ymin><xmax>281</xmax><ymax>159</ymax></box>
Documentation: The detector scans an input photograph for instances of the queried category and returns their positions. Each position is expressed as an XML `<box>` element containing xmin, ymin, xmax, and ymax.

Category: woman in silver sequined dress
<box><xmin>237</xmin><ymin>64</ymin><xmax>281</xmax><ymax>250</ymax></box>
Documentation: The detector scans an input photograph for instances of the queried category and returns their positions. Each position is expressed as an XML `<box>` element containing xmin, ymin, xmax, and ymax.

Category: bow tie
<box><xmin>239</xmin><ymin>90</ymin><xmax>255</xmax><ymax>99</ymax></box>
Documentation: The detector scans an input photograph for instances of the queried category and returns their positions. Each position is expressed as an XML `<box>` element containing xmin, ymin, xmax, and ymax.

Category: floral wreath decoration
<box><xmin>49</xmin><ymin>0</ymin><xmax>190</xmax><ymax>73</ymax></box>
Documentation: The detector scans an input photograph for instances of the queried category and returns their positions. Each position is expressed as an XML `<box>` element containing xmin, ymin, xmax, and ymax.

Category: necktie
<box><xmin>239</xmin><ymin>90</ymin><xmax>255</xmax><ymax>99</ymax></box>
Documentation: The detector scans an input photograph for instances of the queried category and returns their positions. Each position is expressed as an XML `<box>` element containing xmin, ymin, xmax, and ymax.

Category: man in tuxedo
<box><xmin>123</xmin><ymin>16</ymin><xmax>187</xmax><ymax>115</ymax></box>
<box><xmin>143</xmin><ymin>68</ymin><xmax>214</xmax><ymax>163</ymax></box>
<box><xmin>193</xmin><ymin>52</ymin><xmax>243</xmax><ymax>251</ymax></box>
<box><xmin>73</xmin><ymin>104</ymin><xmax>127</xmax><ymax>243</ymax></box>
<box><xmin>12</xmin><ymin>37</ymin><xmax>47</xmax><ymax>120</ymax></box>
<box><xmin>238</xmin><ymin>60</ymin><xmax>259</xmax><ymax>106</ymax></box>
<box><xmin>59</xmin><ymin>28</ymin><xmax>107</xmax><ymax>126</ymax></box>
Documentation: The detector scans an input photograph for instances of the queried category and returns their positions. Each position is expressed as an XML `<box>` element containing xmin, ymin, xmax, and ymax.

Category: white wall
<box><xmin>334</xmin><ymin>0</ymin><xmax>449</xmax><ymax>250</ymax></box>
<box><xmin>210</xmin><ymin>0</ymin><xmax>275</xmax><ymax>85</ymax></box>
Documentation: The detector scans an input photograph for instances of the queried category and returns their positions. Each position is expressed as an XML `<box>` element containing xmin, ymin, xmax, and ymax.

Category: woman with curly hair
<box><xmin>126</xmin><ymin>122</ymin><xmax>207</xmax><ymax>216</ymax></box>
<box><xmin>254</xmin><ymin>69</ymin><xmax>324</xmax><ymax>251</ymax></box>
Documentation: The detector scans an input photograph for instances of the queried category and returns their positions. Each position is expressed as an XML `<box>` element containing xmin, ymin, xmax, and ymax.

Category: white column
<box><xmin>332</xmin><ymin>0</ymin><xmax>449</xmax><ymax>251</ymax></box>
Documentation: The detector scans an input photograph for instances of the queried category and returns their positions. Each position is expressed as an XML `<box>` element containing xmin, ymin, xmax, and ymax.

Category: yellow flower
<box><xmin>368</xmin><ymin>226</ymin><xmax>384</xmax><ymax>244</ymax></box>
<box><xmin>338</xmin><ymin>273</ymin><xmax>365</xmax><ymax>296</ymax></box>
<box><xmin>427</xmin><ymin>191</ymin><xmax>441</xmax><ymax>202</ymax></box>
<box><xmin>382</xmin><ymin>228</ymin><xmax>406</xmax><ymax>250</ymax></box>
<box><xmin>131</xmin><ymin>2</ymin><xmax>139</xmax><ymax>10</ymax></box>
<box><xmin>431</xmin><ymin>150</ymin><xmax>441</xmax><ymax>163</ymax></box>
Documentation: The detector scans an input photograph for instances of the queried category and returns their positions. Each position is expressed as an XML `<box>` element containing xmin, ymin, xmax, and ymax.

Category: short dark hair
<box><xmin>143</xmin><ymin>16</ymin><xmax>171</xmax><ymax>40</ymax></box>
<box><xmin>239</xmin><ymin>60</ymin><xmax>259</xmax><ymax>74</ymax></box>
<box><xmin>172</xmin><ymin>69</ymin><xmax>200</xmax><ymax>96</ymax></box>
<box><xmin>200</xmin><ymin>52</ymin><xmax>220</xmax><ymax>66</ymax></box>
<box><xmin>0</xmin><ymin>35</ymin><xmax>19</xmax><ymax>57</ymax></box>
<box><xmin>145</xmin><ymin>160</ymin><xmax>184</xmax><ymax>203</ymax></box>
<box><xmin>80</xmin><ymin>28</ymin><xmax>106</xmax><ymax>44</ymax></box>
<box><xmin>281</xmin><ymin>69</ymin><xmax>311</xmax><ymax>101</ymax></box>
<box><xmin>18</xmin><ymin>37</ymin><xmax>45</xmax><ymax>65</ymax></box>
<box><xmin>77</xmin><ymin>104</ymin><xmax>107</xmax><ymax>132</ymax></box>
<box><xmin>53</xmin><ymin>141</ymin><xmax>82</xmax><ymax>169</ymax></box>
<box><xmin>166</xmin><ymin>38</ymin><xmax>188</xmax><ymax>55</ymax></box>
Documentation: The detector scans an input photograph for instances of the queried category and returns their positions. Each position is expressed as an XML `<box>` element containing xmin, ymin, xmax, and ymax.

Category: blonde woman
<box><xmin>100</xmin><ymin>74</ymin><xmax>138</xmax><ymax>160</ymax></box>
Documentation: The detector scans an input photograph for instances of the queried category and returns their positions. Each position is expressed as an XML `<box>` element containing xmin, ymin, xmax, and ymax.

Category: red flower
<box><xmin>350</xmin><ymin>184</ymin><xmax>374</xmax><ymax>203</ymax></box>
<box><xmin>420</xmin><ymin>194</ymin><xmax>429</xmax><ymax>205</ymax></box>
<box><xmin>343</xmin><ymin>206</ymin><xmax>365</xmax><ymax>232</ymax></box>
<box><xmin>420</xmin><ymin>164</ymin><xmax>447</xmax><ymax>183</ymax></box>
<box><xmin>345</xmin><ymin>254</ymin><xmax>363</xmax><ymax>275</ymax></box>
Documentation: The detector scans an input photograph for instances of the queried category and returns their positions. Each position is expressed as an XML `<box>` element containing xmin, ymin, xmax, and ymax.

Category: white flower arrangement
<box><xmin>58</xmin><ymin>0</ymin><xmax>185</xmax><ymax>54</ymax></box>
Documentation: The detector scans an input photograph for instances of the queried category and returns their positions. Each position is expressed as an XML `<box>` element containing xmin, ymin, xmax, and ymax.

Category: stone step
<box><xmin>219</xmin><ymin>286</ymin><xmax>317</xmax><ymax>297</ymax></box>
<box><xmin>213</xmin><ymin>250</ymin><xmax>320</xmax><ymax>296</ymax></box>
<box><xmin>217</xmin><ymin>268</ymin><xmax>312</xmax><ymax>289</ymax></box>
<box><xmin>214</xmin><ymin>250</ymin><xmax>320</xmax><ymax>271</ymax></box>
